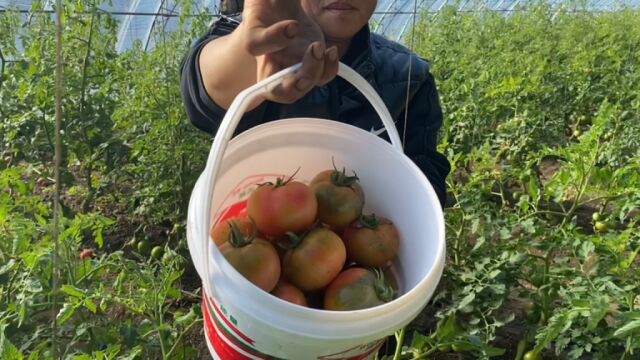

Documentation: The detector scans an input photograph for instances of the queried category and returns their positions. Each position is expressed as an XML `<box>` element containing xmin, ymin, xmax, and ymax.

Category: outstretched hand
<box><xmin>242</xmin><ymin>0</ymin><xmax>339</xmax><ymax>104</ymax></box>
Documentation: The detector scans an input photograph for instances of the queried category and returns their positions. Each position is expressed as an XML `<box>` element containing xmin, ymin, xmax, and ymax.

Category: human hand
<box><xmin>242</xmin><ymin>0</ymin><xmax>339</xmax><ymax>104</ymax></box>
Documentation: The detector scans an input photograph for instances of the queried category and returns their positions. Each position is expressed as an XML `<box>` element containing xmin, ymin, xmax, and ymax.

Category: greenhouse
<box><xmin>1</xmin><ymin>0</ymin><xmax>639</xmax><ymax>359</ymax></box>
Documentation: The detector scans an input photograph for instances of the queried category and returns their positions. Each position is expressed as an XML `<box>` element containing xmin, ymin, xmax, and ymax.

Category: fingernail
<box><xmin>312</xmin><ymin>43</ymin><xmax>324</xmax><ymax>60</ymax></box>
<box><xmin>285</xmin><ymin>23</ymin><xmax>298</xmax><ymax>39</ymax></box>
<box><xmin>296</xmin><ymin>77</ymin><xmax>311</xmax><ymax>91</ymax></box>
<box><xmin>327</xmin><ymin>46</ymin><xmax>338</xmax><ymax>62</ymax></box>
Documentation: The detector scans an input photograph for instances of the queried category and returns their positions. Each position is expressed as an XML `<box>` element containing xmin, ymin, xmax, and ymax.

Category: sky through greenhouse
<box><xmin>1</xmin><ymin>0</ymin><xmax>639</xmax><ymax>55</ymax></box>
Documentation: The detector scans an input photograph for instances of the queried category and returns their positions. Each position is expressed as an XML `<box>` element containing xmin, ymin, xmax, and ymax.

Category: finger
<box><xmin>245</xmin><ymin>20</ymin><xmax>299</xmax><ymax>56</ymax></box>
<box><xmin>265</xmin><ymin>42</ymin><xmax>326</xmax><ymax>104</ymax></box>
<box><xmin>318</xmin><ymin>46</ymin><xmax>339</xmax><ymax>86</ymax></box>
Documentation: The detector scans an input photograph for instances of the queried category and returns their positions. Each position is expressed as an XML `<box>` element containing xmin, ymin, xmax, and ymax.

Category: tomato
<box><xmin>342</xmin><ymin>214</ymin><xmax>399</xmax><ymax>267</ymax></box>
<box><xmin>151</xmin><ymin>246</ymin><xmax>164</xmax><ymax>260</ymax></box>
<box><xmin>310</xmin><ymin>168</ymin><xmax>365</xmax><ymax>229</ymax></box>
<box><xmin>324</xmin><ymin>267</ymin><xmax>395</xmax><ymax>311</ymax></box>
<box><xmin>282</xmin><ymin>227</ymin><xmax>346</xmax><ymax>292</ymax></box>
<box><xmin>247</xmin><ymin>175</ymin><xmax>317</xmax><ymax>237</ymax></box>
<box><xmin>210</xmin><ymin>216</ymin><xmax>256</xmax><ymax>247</ymax></box>
<box><xmin>591</xmin><ymin>212</ymin><xmax>601</xmax><ymax>222</ymax></box>
<box><xmin>137</xmin><ymin>239</ymin><xmax>152</xmax><ymax>255</ymax></box>
<box><xmin>271</xmin><ymin>280</ymin><xmax>307</xmax><ymax>307</ymax></box>
<box><xmin>79</xmin><ymin>249</ymin><xmax>95</xmax><ymax>260</ymax></box>
<box><xmin>594</xmin><ymin>221</ymin><xmax>609</xmax><ymax>232</ymax></box>
<box><xmin>219</xmin><ymin>223</ymin><xmax>281</xmax><ymax>292</ymax></box>
<box><xmin>523</xmin><ymin>351</ymin><xmax>541</xmax><ymax>360</ymax></box>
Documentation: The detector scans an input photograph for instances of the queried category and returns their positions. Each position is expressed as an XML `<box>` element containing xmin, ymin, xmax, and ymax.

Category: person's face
<box><xmin>301</xmin><ymin>0</ymin><xmax>377</xmax><ymax>44</ymax></box>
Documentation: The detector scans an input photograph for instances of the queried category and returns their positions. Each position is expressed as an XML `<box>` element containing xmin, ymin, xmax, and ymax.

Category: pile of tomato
<box><xmin>209</xmin><ymin>166</ymin><xmax>401</xmax><ymax>311</ymax></box>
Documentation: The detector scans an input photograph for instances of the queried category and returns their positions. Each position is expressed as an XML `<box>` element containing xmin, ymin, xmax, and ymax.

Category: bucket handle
<box><xmin>201</xmin><ymin>62</ymin><xmax>402</xmax><ymax>296</ymax></box>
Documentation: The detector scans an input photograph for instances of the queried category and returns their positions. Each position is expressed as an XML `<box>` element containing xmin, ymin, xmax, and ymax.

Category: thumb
<box><xmin>244</xmin><ymin>20</ymin><xmax>299</xmax><ymax>56</ymax></box>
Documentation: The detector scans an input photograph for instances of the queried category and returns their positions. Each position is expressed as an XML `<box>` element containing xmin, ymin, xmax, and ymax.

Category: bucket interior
<box><xmin>205</xmin><ymin>118</ymin><xmax>445</xmax><ymax>298</ymax></box>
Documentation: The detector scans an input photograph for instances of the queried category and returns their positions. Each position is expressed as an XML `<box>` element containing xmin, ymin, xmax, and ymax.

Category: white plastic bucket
<box><xmin>187</xmin><ymin>63</ymin><xmax>446</xmax><ymax>360</ymax></box>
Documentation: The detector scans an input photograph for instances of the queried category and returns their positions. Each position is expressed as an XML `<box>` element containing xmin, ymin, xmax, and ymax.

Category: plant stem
<box><xmin>393</xmin><ymin>327</ymin><xmax>406</xmax><ymax>360</ymax></box>
<box><xmin>165</xmin><ymin>318</ymin><xmax>203</xmax><ymax>358</ymax></box>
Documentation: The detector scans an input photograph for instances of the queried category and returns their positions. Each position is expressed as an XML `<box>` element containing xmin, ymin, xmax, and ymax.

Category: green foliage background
<box><xmin>1</xmin><ymin>1</ymin><xmax>639</xmax><ymax>359</ymax></box>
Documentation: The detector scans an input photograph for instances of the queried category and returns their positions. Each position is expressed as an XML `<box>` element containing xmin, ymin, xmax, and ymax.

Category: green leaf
<box><xmin>1</xmin><ymin>323</ymin><xmax>23</xmax><ymax>360</ymax></box>
<box><xmin>118</xmin><ymin>346</ymin><xmax>143</xmax><ymax>360</ymax></box>
<box><xmin>457</xmin><ymin>292</ymin><xmax>476</xmax><ymax>311</ymax></box>
<box><xmin>0</xmin><ymin>259</ymin><xmax>17</xmax><ymax>276</ymax></box>
<box><xmin>84</xmin><ymin>298</ymin><xmax>97</xmax><ymax>313</ymax></box>
<box><xmin>614</xmin><ymin>319</ymin><xmax>640</xmax><ymax>338</ymax></box>
<box><xmin>174</xmin><ymin>308</ymin><xmax>197</xmax><ymax>327</ymax></box>
<box><xmin>95</xmin><ymin>229</ymin><xmax>104</xmax><ymax>248</ymax></box>
<box><xmin>62</xmin><ymin>284</ymin><xmax>86</xmax><ymax>298</ymax></box>
<box><xmin>529</xmin><ymin>177</ymin><xmax>539</xmax><ymax>202</ymax></box>
<box><xmin>57</xmin><ymin>302</ymin><xmax>78</xmax><ymax>325</ymax></box>
<box><xmin>166</xmin><ymin>286</ymin><xmax>181</xmax><ymax>300</ymax></box>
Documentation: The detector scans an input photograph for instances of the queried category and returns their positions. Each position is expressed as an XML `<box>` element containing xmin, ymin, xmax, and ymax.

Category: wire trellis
<box><xmin>1</xmin><ymin>0</ymin><xmax>639</xmax><ymax>54</ymax></box>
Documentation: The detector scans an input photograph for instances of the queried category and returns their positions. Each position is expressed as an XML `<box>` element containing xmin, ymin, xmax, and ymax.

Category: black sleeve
<box><xmin>179</xmin><ymin>16</ymin><xmax>267</xmax><ymax>135</ymax></box>
<box><xmin>402</xmin><ymin>72</ymin><xmax>451</xmax><ymax>208</ymax></box>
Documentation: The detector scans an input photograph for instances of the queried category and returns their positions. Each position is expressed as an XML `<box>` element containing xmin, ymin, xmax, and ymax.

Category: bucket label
<box><xmin>203</xmin><ymin>294</ymin><xmax>384</xmax><ymax>360</ymax></box>
<box><xmin>203</xmin><ymin>295</ymin><xmax>285</xmax><ymax>360</ymax></box>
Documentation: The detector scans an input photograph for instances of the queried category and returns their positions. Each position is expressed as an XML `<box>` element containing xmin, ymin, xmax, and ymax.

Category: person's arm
<box><xmin>402</xmin><ymin>71</ymin><xmax>451</xmax><ymax>207</ymax></box>
<box><xmin>180</xmin><ymin>17</ymin><xmax>242</xmax><ymax>134</ymax></box>
<box><xmin>180</xmin><ymin>0</ymin><xmax>340</xmax><ymax>135</ymax></box>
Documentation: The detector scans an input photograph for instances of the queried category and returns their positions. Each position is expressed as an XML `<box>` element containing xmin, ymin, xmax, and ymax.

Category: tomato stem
<box><xmin>228</xmin><ymin>222</ymin><xmax>253</xmax><ymax>248</ymax></box>
<box><xmin>372</xmin><ymin>268</ymin><xmax>395</xmax><ymax>302</ymax></box>
<box><xmin>281</xmin><ymin>231</ymin><xmax>302</xmax><ymax>250</ymax></box>
<box><xmin>330</xmin><ymin>158</ymin><xmax>360</xmax><ymax>188</ymax></box>
<box><xmin>360</xmin><ymin>213</ymin><xmax>380</xmax><ymax>229</ymax></box>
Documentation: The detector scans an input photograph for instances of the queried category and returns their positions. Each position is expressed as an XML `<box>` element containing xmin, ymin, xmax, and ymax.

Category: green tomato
<box><xmin>151</xmin><ymin>246</ymin><xmax>165</xmax><ymax>260</ymax></box>
<box><xmin>591</xmin><ymin>212</ymin><xmax>601</xmax><ymax>222</ymax></box>
<box><xmin>137</xmin><ymin>239</ymin><xmax>152</xmax><ymax>255</ymax></box>
<box><xmin>523</xmin><ymin>351</ymin><xmax>541</xmax><ymax>360</ymax></box>
<box><xmin>128</xmin><ymin>237</ymin><xmax>138</xmax><ymax>249</ymax></box>
<box><xmin>594</xmin><ymin>221</ymin><xmax>609</xmax><ymax>232</ymax></box>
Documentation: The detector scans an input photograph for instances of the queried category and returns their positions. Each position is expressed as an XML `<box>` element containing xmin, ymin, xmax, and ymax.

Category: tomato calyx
<box><xmin>372</xmin><ymin>268</ymin><xmax>395</xmax><ymax>302</ymax></box>
<box><xmin>228</xmin><ymin>221</ymin><xmax>258</xmax><ymax>248</ymax></box>
<box><xmin>329</xmin><ymin>167</ymin><xmax>360</xmax><ymax>188</ymax></box>
<box><xmin>258</xmin><ymin>168</ymin><xmax>301</xmax><ymax>188</ymax></box>
<box><xmin>358</xmin><ymin>213</ymin><xmax>381</xmax><ymax>229</ymax></box>
<box><xmin>329</xmin><ymin>157</ymin><xmax>360</xmax><ymax>188</ymax></box>
<box><xmin>279</xmin><ymin>221</ymin><xmax>322</xmax><ymax>250</ymax></box>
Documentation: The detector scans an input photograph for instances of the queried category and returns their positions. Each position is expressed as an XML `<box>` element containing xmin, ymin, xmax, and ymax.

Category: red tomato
<box><xmin>247</xmin><ymin>176</ymin><xmax>317</xmax><ymax>238</ymax></box>
<box><xmin>219</xmin><ymin>224</ymin><xmax>281</xmax><ymax>292</ymax></box>
<box><xmin>282</xmin><ymin>228</ymin><xmax>346</xmax><ymax>292</ymax></box>
<box><xmin>271</xmin><ymin>280</ymin><xmax>307</xmax><ymax>307</ymax></box>
<box><xmin>343</xmin><ymin>214</ymin><xmax>400</xmax><ymax>267</ymax></box>
<box><xmin>210</xmin><ymin>216</ymin><xmax>256</xmax><ymax>247</ymax></box>
<box><xmin>310</xmin><ymin>168</ymin><xmax>365</xmax><ymax>229</ymax></box>
<box><xmin>79</xmin><ymin>249</ymin><xmax>95</xmax><ymax>260</ymax></box>
<box><xmin>324</xmin><ymin>267</ymin><xmax>395</xmax><ymax>311</ymax></box>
